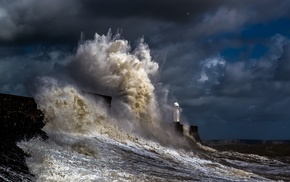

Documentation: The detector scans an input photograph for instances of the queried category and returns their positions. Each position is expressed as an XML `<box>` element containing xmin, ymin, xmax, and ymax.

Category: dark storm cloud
<box><xmin>79</xmin><ymin>0</ymin><xmax>226</xmax><ymax>22</ymax></box>
<box><xmin>0</xmin><ymin>46</ymin><xmax>71</xmax><ymax>96</ymax></box>
<box><xmin>0</xmin><ymin>0</ymin><xmax>81</xmax><ymax>44</ymax></box>
<box><xmin>174</xmin><ymin>35</ymin><xmax>290</xmax><ymax>127</ymax></box>
<box><xmin>1</xmin><ymin>0</ymin><xmax>290</xmax><ymax>45</ymax></box>
<box><xmin>0</xmin><ymin>0</ymin><xmax>226</xmax><ymax>44</ymax></box>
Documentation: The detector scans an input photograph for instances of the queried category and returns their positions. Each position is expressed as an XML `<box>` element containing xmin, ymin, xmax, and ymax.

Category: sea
<box><xmin>1</xmin><ymin>32</ymin><xmax>290</xmax><ymax>181</ymax></box>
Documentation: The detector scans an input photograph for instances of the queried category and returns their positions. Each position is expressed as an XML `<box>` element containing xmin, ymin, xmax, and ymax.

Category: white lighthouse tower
<box><xmin>173</xmin><ymin>100</ymin><xmax>180</xmax><ymax>122</ymax></box>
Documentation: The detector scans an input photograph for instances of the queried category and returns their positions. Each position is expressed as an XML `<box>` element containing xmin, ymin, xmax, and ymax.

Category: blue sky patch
<box><xmin>241</xmin><ymin>18</ymin><xmax>290</xmax><ymax>40</ymax></box>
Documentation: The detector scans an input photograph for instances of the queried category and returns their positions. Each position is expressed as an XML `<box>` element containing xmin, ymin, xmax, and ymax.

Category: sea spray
<box><xmin>33</xmin><ymin>77</ymin><xmax>139</xmax><ymax>143</ymax></box>
<box><xmin>33</xmin><ymin>31</ymin><xmax>186</xmax><ymax>148</ymax></box>
<box><xmin>70</xmin><ymin>33</ymin><xmax>161</xmax><ymax>127</ymax></box>
<box><xmin>34</xmin><ymin>77</ymin><xmax>107</xmax><ymax>133</ymax></box>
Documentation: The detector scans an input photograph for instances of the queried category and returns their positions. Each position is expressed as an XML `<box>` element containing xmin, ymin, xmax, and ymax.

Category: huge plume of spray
<box><xmin>33</xmin><ymin>31</ymin><xmax>178</xmax><ymax>144</ymax></box>
<box><xmin>71</xmin><ymin>32</ymin><xmax>160</xmax><ymax>125</ymax></box>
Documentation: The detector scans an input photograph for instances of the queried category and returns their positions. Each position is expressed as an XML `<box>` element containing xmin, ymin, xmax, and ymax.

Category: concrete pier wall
<box><xmin>173</xmin><ymin>122</ymin><xmax>202</xmax><ymax>144</ymax></box>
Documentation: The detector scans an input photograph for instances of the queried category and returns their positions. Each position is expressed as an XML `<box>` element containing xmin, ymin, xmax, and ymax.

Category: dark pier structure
<box><xmin>173</xmin><ymin>122</ymin><xmax>202</xmax><ymax>144</ymax></box>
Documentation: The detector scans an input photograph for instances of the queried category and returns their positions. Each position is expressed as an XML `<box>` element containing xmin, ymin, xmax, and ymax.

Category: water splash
<box><xmin>34</xmin><ymin>77</ymin><xmax>108</xmax><ymax>134</ymax></box>
<box><xmin>70</xmin><ymin>32</ymin><xmax>160</xmax><ymax>126</ymax></box>
<box><xmin>33</xmin><ymin>32</ymin><xmax>176</xmax><ymax>144</ymax></box>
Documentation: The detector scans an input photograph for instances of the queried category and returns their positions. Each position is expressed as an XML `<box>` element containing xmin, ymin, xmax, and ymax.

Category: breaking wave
<box><xmin>33</xmin><ymin>31</ymin><xmax>177</xmax><ymax>145</ymax></box>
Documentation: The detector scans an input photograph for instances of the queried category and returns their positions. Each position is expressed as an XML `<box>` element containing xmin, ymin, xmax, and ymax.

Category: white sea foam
<box><xmin>18</xmin><ymin>130</ymin><xmax>269</xmax><ymax>182</ymax></box>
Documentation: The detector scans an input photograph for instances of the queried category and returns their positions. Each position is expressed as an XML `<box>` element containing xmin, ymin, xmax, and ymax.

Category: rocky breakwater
<box><xmin>0</xmin><ymin>93</ymin><xmax>46</xmax><ymax>181</ymax></box>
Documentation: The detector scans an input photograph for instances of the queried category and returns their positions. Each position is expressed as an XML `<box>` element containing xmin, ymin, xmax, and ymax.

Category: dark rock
<box><xmin>0</xmin><ymin>93</ymin><xmax>47</xmax><ymax>181</ymax></box>
<box><xmin>0</xmin><ymin>93</ymin><xmax>47</xmax><ymax>141</ymax></box>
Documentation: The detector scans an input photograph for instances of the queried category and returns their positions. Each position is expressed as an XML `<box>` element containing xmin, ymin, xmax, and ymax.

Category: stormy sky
<box><xmin>1</xmin><ymin>0</ymin><xmax>290</xmax><ymax>140</ymax></box>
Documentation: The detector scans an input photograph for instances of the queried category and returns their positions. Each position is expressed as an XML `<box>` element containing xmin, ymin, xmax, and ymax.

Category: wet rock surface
<box><xmin>0</xmin><ymin>93</ymin><xmax>47</xmax><ymax>181</ymax></box>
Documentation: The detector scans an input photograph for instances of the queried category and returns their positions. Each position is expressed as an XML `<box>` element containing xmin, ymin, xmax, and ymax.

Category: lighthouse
<box><xmin>173</xmin><ymin>100</ymin><xmax>180</xmax><ymax>123</ymax></box>
<box><xmin>173</xmin><ymin>100</ymin><xmax>183</xmax><ymax>134</ymax></box>
<box><xmin>171</xmin><ymin>100</ymin><xmax>202</xmax><ymax>143</ymax></box>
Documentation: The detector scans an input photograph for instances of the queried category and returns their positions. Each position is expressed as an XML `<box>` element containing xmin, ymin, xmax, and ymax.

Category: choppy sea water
<box><xmin>0</xmin><ymin>130</ymin><xmax>289</xmax><ymax>181</ymax></box>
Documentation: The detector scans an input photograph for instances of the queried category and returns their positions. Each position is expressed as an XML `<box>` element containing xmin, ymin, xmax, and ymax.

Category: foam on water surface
<box><xmin>18</xmin><ymin>130</ymin><xmax>271</xmax><ymax>182</ymax></box>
